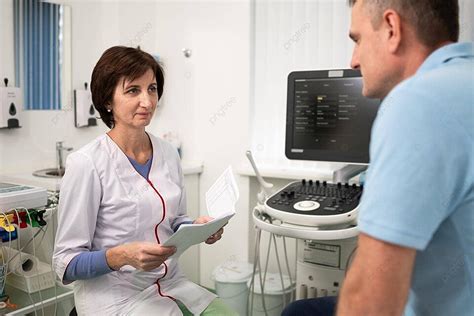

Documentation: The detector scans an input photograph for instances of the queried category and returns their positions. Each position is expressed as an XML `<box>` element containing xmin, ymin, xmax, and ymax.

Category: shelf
<box><xmin>181</xmin><ymin>161</ymin><xmax>204</xmax><ymax>175</ymax></box>
<box><xmin>238</xmin><ymin>165</ymin><xmax>335</xmax><ymax>181</ymax></box>
<box><xmin>3</xmin><ymin>284</ymin><xmax>73</xmax><ymax>315</ymax></box>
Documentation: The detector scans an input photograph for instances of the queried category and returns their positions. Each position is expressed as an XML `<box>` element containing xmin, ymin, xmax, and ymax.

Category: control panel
<box><xmin>267</xmin><ymin>179</ymin><xmax>363</xmax><ymax>216</ymax></box>
<box><xmin>264</xmin><ymin>179</ymin><xmax>363</xmax><ymax>226</ymax></box>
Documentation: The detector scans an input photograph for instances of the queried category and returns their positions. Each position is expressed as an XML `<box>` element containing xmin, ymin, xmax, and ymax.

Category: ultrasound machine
<box><xmin>248</xmin><ymin>69</ymin><xmax>380</xmax><ymax>301</ymax></box>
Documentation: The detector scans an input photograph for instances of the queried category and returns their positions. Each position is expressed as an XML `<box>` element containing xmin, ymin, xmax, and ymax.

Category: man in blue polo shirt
<box><xmin>283</xmin><ymin>0</ymin><xmax>473</xmax><ymax>315</ymax></box>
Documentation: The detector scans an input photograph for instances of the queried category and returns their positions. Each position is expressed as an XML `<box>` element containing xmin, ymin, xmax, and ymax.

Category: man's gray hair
<box><xmin>348</xmin><ymin>0</ymin><xmax>459</xmax><ymax>47</ymax></box>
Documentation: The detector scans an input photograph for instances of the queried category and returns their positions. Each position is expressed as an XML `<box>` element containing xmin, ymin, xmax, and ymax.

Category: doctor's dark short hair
<box><xmin>348</xmin><ymin>0</ymin><xmax>459</xmax><ymax>48</ymax></box>
<box><xmin>90</xmin><ymin>46</ymin><xmax>164</xmax><ymax>129</ymax></box>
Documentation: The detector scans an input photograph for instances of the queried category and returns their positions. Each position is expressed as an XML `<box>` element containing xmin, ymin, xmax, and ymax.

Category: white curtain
<box><xmin>250</xmin><ymin>0</ymin><xmax>473</xmax><ymax>172</ymax></box>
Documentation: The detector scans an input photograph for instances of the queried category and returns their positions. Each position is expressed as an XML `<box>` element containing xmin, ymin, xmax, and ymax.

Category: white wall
<box><xmin>0</xmin><ymin>0</ymin><xmax>251</xmax><ymax>290</ymax></box>
<box><xmin>0</xmin><ymin>0</ymin><xmax>15</xmax><ymax>82</ymax></box>
<box><xmin>459</xmin><ymin>0</ymin><xmax>474</xmax><ymax>42</ymax></box>
<box><xmin>0</xmin><ymin>0</ymin><xmax>19</xmax><ymax>170</ymax></box>
<box><xmin>186</xmin><ymin>2</ymin><xmax>251</xmax><ymax>288</ymax></box>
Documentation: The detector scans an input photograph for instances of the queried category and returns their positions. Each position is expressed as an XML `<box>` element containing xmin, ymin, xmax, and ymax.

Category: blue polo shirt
<box><xmin>358</xmin><ymin>42</ymin><xmax>473</xmax><ymax>316</ymax></box>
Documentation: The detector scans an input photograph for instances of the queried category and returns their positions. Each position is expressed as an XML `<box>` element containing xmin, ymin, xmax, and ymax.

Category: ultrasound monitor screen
<box><xmin>285</xmin><ymin>69</ymin><xmax>380</xmax><ymax>164</ymax></box>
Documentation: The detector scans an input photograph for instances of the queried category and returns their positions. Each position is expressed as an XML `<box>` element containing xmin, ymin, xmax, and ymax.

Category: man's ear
<box><xmin>382</xmin><ymin>9</ymin><xmax>402</xmax><ymax>54</ymax></box>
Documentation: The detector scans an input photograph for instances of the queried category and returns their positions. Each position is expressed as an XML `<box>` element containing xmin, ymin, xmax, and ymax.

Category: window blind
<box><xmin>14</xmin><ymin>0</ymin><xmax>62</xmax><ymax>110</ymax></box>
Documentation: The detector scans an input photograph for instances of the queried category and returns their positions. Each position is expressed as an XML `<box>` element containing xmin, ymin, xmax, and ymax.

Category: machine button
<box><xmin>324</xmin><ymin>207</ymin><xmax>336</xmax><ymax>211</ymax></box>
<box><xmin>294</xmin><ymin>200</ymin><xmax>320</xmax><ymax>211</ymax></box>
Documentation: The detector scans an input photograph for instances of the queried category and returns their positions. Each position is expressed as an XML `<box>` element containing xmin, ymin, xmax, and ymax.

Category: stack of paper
<box><xmin>163</xmin><ymin>166</ymin><xmax>239</xmax><ymax>258</ymax></box>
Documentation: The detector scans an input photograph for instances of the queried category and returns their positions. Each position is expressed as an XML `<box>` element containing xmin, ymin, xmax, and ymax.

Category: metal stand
<box><xmin>332</xmin><ymin>165</ymin><xmax>367</xmax><ymax>184</ymax></box>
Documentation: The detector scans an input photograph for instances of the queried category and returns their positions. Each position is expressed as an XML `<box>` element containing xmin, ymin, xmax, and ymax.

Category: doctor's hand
<box><xmin>106</xmin><ymin>242</ymin><xmax>176</xmax><ymax>271</ymax></box>
<box><xmin>193</xmin><ymin>216</ymin><xmax>225</xmax><ymax>244</ymax></box>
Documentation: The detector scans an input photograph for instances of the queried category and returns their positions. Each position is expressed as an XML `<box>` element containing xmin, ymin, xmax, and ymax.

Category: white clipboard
<box><xmin>163</xmin><ymin>213</ymin><xmax>235</xmax><ymax>258</ymax></box>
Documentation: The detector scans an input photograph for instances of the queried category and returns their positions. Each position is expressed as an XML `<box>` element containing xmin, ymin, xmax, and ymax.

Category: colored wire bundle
<box><xmin>0</xmin><ymin>191</ymin><xmax>60</xmax><ymax>315</ymax></box>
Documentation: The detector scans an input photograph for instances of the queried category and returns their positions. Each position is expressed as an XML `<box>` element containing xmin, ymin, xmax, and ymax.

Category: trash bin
<box><xmin>213</xmin><ymin>261</ymin><xmax>253</xmax><ymax>316</ymax></box>
<box><xmin>249</xmin><ymin>272</ymin><xmax>295</xmax><ymax>316</ymax></box>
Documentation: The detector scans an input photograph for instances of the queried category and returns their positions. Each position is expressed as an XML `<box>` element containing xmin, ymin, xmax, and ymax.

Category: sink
<box><xmin>33</xmin><ymin>168</ymin><xmax>65</xmax><ymax>178</ymax></box>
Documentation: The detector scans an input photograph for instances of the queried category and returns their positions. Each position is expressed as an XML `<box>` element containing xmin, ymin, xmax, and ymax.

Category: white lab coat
<box><xmin>53</xmin><ymin>134</ymin><xmax>216</xmax><ymax>315</ymax></box>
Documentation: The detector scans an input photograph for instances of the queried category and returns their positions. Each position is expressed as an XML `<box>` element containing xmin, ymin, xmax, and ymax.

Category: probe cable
<box><xmin>261</xmin><ymin>230</ymin><xmax>273</xmax><ymax>315</ymax></box>
<box><xmin>0</xmin><ymin>211</ymin><xmax>13</xmax><ymax>308</ymax></box>
<box><xmin>248</xmin><ymin>206</ymin><xmax>270</xmax><ymax>316</ymax></box>
<box><xmin>282</xmin><ymin>236</ymin><xmax>294</xmax><ymax>302</ymax></box>
<box><xmin>249</xmin><ymin>221</ymin><xmax>265</xmax><ymax>316</ymax></box>
<box><xmin>271</xmin><ymin>234</ymin><xmax>288</xmax><ymax>309</ymax></box>
<box><xmin>21</xmin><ymin>207</ymin><xmax>45</xmax><ymax>316</ymax></box>
<box><xmin>46</xmin><ymin>192</ymin><xmax>59</xmax><ymax>316</ymax></box>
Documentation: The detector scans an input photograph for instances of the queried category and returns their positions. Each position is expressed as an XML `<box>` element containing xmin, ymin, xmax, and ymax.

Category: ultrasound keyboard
<box><xmin>264</xmin><ymin>179</ymin><xmax>363</xmax><ymax>226</ymax></box>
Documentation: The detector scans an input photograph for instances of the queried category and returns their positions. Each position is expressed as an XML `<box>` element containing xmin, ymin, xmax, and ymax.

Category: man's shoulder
<box><xmin>394</xmin><ymin>57</ymin><xmax>472</xmax><ymax>104</ymax></box>
<box><xmin>381</xmin><ymin>61</ymin><xmax>472</xmax><ymax>128</ymax></box>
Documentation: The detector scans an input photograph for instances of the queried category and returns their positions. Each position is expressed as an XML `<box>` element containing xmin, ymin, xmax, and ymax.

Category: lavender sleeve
<box><xmin>63</xmin><ymin>250</ymin><xmax>113</xmax><ymax>282</ymax></box>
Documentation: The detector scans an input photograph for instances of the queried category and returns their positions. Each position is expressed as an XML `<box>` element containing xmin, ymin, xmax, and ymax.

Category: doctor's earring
<box><xmin>107</xmin><ymin>108</ymin><xmax>112</xmax><ymax>113</ymax></box>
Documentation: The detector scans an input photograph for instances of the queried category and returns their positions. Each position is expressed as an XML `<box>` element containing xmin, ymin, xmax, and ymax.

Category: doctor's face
<box><xmin>110</xmin><ymin>68</ymin><xmax>158</xmax><ymax>130</ymax></box>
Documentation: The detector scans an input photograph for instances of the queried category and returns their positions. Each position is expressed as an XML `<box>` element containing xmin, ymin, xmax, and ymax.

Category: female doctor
<box><xmin>53</xmin><ymin>46</ymin><xmax>236</xmax><ymax>315</ymax></box>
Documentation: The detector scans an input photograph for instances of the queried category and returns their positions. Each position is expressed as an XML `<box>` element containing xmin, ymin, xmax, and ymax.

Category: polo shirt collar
<box><xmin>417</xmin><ymin>42</ymin><xmax>473</xmax><ymax>74</ymax></box>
